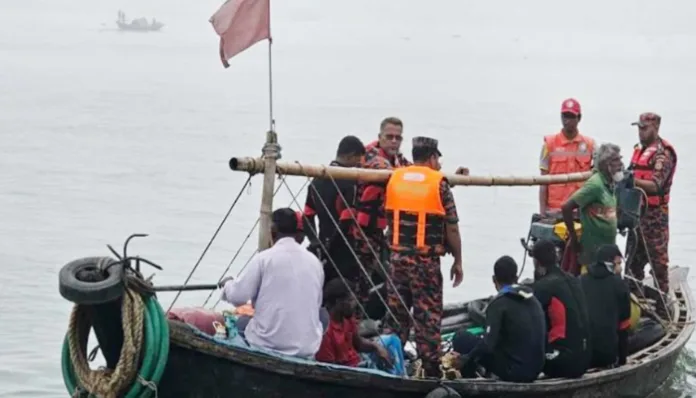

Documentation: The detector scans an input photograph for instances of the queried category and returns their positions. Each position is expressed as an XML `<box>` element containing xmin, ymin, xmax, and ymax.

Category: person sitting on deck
<box><xmin>530</xmin><ymin>239</ymin><xmax>592</xmax><ymax>378</ymax></box>
<box><xmin>579</xmin><ymin>244</ymin><xmax>631</xmax><ymax>369</ymax></box>
<box><xmin>450</xmin><ymin>256</ymin><xmax>546</xmax><ymax>382</ymax></box>
<box><xmin>219</xmin><ymin>208</ymin><xmax>324</xmax><ymax>358</ymax></box>
<box><xmin>315</xmin><ymin>278</ymin><xmax>406</xmax><ymax>375</ymax></box>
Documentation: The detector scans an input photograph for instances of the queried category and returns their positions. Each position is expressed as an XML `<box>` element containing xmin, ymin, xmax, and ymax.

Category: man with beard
<box><xmin>561</xmin><ymin>143</ymin><xmax>624</xmax><ymax>275</ymax></box>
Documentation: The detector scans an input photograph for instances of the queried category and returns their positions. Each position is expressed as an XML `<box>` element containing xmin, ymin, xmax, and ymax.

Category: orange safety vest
<box><xmin>544</xmin><ymin>132</ymin><xmax>595</xmax><ymax>211</ymax></box>
<box><xmin>628</xmin><ymin>138</ymin><xmax>677</xmax><ymax>207</ymax></box>
<box><xmin>384</xmin><ymin>165</ymin><xmax>446</xmax><ymax>255</ymax></box>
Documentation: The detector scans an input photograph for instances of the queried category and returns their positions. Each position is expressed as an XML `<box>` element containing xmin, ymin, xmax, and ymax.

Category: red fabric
<box><xmin>295</xmin><ymin>210</ymin><xmax>304</xmax><ymax>231</ymax></box>
<box><xmin>167</xmin><ymin>307</ymin><xmax>224</xmax><ymax>336</ymax></box>
<box><xmin>315</xmin><ymin>317</ymin><xmax>360</xmax><ymax>367</ymax></box>
<box><xmin>303</xmin><ymin>204</ymin><xmax>316</xmax><ymax>217</ymax></box>
<box><xmin>561</xmin><ymin>98</ymin><xmax>581</xmax><ymax>115</ymax></box>
<box><xmin>561</xmin><ymin>240</ymin><xmax>580</xmax><ymax>276</ymax></box>
<box><xmin>356</xmin><ymin>185</ymin><xmax>388</xmax><ymax>229</ymax></box>
<box><xmin>548</xmin><ymin>297</ymin><xmax>567</xmax><ymax>343</ymax></box>
<box><xmin>209</xmin><ymin>0</ymin><xmax>270</xmax><ymax>68</ymax></box>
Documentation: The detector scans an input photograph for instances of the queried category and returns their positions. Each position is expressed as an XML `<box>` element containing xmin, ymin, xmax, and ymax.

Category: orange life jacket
<box><xmin>544</xmin><ymin>132</ymin><xmax>595</xmax><ymax>211</ymax></box>
<box><xmin>628</xmin><ymin>138</ymin><xmax>677</xmax><ymax>207</ymax></box>
<box><xmin>384</xmin><ymin>165</ymin><xmax>446</xmax><ymax>255</ymax></box>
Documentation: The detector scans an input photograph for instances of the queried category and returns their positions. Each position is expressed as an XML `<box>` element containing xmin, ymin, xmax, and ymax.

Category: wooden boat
<box><xmin>58</xmin><ymin>249</ymin><xmax>692</xmax><ymax>398</ymax></box>
<box><xmin>57</xmin><ymin>151</ymin><xmax>694</xmax><ymax>398</ymax></box>
<box><xmin>58</xmin><ymin>5</ymin><xmax>693</xmax><ymax>395</ymax></box>
<box><xmin>149</xmin><ymin>266</ymin><xmax>691</xmax><ymax>398</ymax></box>
<box><xmin>116</xmin><ymin>11</ymin><xmax>163</xmax><ymax>32</ymax></box>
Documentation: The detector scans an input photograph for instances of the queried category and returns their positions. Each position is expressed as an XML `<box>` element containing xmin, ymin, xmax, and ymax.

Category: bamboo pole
<box><xmin>258</xmin><ymin>132</ymin><xmax>280</xmax><ymax>251</ymax></box>
<box><xmin>229</xmin><ymin>156</ymin><xmax>593</xmax><ymax>186</ymax></box>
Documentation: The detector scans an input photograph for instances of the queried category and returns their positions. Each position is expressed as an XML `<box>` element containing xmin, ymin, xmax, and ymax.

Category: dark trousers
<box><xmin>452</xmin><ymin>331</ymin><xmax>492</xmax><ymax>378</ymax></box>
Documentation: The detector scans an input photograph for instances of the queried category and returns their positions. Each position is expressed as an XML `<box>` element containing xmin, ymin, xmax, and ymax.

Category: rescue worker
<box><xmin>349</xmin><ymin>117</ymin><xmax>411</xmax><ymax>312</ymax></box>
<box><xmin>561</xmin><ymin>143</ymin><xmax>624</xmax><ymax>274</ymax></box>
<box><xmin>451</xmin><ymin>256</ymin><xmax>546</xmax><ymax>382</ymax></box>
<box><xmin>625</xmin><ymin>112</ymin><xmax>677</xmax><ymax>296</ymax></box>
<box><xmin>579</xmin><ymin>244</ymin><xmax>631</xmax><ymax>368</ymax></box>
<box><xmin>539</xmin><ymin>98</ymin><xmax>596</xmax><ymax>215</ymax></box>
<box><xmin>303</xmin><ymin>135</ymin><xmax>366</xmax><ymax>285</ymax></box>
<box><xmin>530</xmin><ymin>239</ymin><xmax>591</xmax><ymax>378</ymax></box>
<box><xmin>381</xmin><ymin>136</ymin><xmax>464</xmax><ymax>378</ymax></box>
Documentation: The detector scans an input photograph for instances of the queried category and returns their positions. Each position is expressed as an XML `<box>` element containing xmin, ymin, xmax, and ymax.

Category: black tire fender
<box><xmin>59</xmin><ymin>257</ymin><xmax>125</xmax><ymax>305</ymax></box>
<box><xmin>424</xmin><ymin>386</ymin><xmax>462</xmax><ymax>398</ymax></box>
<box><xmin>628</xmin><ymin>318</ymin><xmax>666</xmax><ymax>354</ymax></box>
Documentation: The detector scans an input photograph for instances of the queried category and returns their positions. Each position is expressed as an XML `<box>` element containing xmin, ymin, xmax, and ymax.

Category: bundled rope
<box><xmin>67</xmin><ymin>286</ymin><xmax>145</xmax><ymax>398</ymax></box>
<box><xmin>62</xmin><ymin>251</ymin><xmax>170</xmax><ymax>398</ymax></box>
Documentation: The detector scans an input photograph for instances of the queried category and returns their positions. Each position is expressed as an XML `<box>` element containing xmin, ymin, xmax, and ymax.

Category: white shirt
<box><xmin>221</xmin><ymin>237</ymin><xmax>325</xmax><ymax>358</ymax></box>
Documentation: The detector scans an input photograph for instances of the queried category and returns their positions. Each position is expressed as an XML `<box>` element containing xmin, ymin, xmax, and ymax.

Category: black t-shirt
<box><xmin>532</xmin><ymin>266</ymin><xmax>592</xmax><ymax>378</ymax></box>
<box><xmin>304</xmin><ymin>160</ymin><xmax>357</xmax><ymax>244</ymax></box>
<box><xmin>580</xmin><ymin>263</ymin><xmax>632</xmax><ymax>367</ymax></box>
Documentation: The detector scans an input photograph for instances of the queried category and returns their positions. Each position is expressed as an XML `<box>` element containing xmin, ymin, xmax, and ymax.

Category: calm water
<box><xmin>1</xmin><ymin>0</ymin><xmax>696</xmax><ymax>396</ymax></box>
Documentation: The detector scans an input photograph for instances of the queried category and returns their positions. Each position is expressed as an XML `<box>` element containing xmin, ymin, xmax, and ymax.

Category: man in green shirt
<box><xmin>562</xmin><ymin>143</ymin><xmax>624</xmax><ymax>274</ymax></box>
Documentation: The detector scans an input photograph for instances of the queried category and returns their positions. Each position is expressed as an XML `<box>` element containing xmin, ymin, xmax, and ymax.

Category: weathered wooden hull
<box><xmin>157</xmin><ymin>267</ymin><xmax>693</xmax><ymax>398</ymax></box>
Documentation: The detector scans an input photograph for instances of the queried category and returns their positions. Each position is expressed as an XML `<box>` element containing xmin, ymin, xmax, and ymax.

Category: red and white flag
<box><xmin>209</xmin><ymin>0</ymin><xmax>270</xmax><ymax>68</ymax></box>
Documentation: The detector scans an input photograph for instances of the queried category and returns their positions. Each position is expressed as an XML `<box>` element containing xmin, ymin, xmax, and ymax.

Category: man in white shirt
<box><xmin>220</xmin><ymin>208</ymin><xmax>325</xmax><ymax>358</ymax></box>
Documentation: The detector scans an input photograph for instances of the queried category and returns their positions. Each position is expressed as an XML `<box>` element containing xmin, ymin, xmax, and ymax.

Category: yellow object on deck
<box><xmin>629</xmin><ymin>293</ymin><xmax>641</xmax><ymax>331</ymax></box>
<box><xmin>579</xmin><ymin>268</ymin><xmax>641</xmax><ymax>331</ymax></box>
<box><xmin>553</xmin><ymin>221</ymin><xmax>582</xmax><ymax>241</ymax></box>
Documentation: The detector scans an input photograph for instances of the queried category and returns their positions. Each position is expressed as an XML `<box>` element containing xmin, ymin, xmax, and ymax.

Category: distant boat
<box><xmin>116</xmin><ymin>10</ymin><xmax>164</xmax><ymax>32</ymax></box>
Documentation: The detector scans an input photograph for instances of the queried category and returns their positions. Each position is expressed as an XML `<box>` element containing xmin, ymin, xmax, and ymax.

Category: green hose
<box><xmin>61</xmin><ymin>295</ymin><xmax>170</xmax><ymax>397</ymax></box>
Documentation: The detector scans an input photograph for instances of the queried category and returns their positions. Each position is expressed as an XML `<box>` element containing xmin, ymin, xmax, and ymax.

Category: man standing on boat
<box><xmin>303</xmin><ymin>135</ymin><xmax>366</xmax><ymax>285</ymax></box>
<box><xmin>625</xmin><ymin>112</ymin><xmax>677</xmax><ymax>297</ymax></box>
<box><xmin>539</xmin><ymin>98</ymin><xmax>596</xmax><ymax>215</ymax></box>
<box><xmin>561</xmin><ymin>143</ymin><xmax>624</xmax><ymax>275</ymax></box>
<box><xmin>381</xmin><ymin>136</ymin><xmax>464</xmax><ymax>378</ymax></box>
<box><xmin>349</xmin><ymin>117</ymin><xmax>412</xmax><ymax>312</ymax></box>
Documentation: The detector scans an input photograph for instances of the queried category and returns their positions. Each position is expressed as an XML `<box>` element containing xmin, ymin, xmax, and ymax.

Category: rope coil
<box><xmin>62</xmin><ymin>257</ymin><xmax>170</xmax><ymax>398</ymax></box>
<box><xmin>67</xmin><ymin>288</ymin><xmax>145</xmax><ymax>397</ymax></box>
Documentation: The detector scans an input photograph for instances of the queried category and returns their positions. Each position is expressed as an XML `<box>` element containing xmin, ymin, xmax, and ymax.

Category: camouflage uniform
<box><xmin>625</xmin><ymin>113</ymin><xmax>676</xmax><ymax>294</ymax></box>
<box><xmin>349</xmin><ymin>142</ymin><xmax>411</xmax><ymax>310</ymax></box>
<box><xmin>381</xmin><ymin>137</ymin><xmax>459</xmax><ymax>377</ymax></box>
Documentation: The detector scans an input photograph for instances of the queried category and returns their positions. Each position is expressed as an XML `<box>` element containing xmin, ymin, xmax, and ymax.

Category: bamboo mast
<box><xmin>257</xmin><ymin>132</ymin><xmax>280</xmax><ymax>251</ymax></box>
<box><xmin>229</xmin><ymin>156</ymin><xmax>593</xmax><ymax>186</ymax></box>
<box><xmin>258</xmin><ymin>2</ymin><xmax>277</xmax><ymax>252</ymax></box>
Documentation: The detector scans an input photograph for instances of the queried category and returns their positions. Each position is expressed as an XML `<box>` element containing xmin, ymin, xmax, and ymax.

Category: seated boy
<box><xmin>315</xmin><ymin>278</ymin><xmax>402</xmax><ymax>372</ymax></box>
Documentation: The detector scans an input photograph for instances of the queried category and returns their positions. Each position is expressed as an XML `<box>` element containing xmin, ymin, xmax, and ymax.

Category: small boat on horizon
<box><xmin>116</xmin><ymin>10</ymin><xmax>164</xmax><ymax>32</ymax></box>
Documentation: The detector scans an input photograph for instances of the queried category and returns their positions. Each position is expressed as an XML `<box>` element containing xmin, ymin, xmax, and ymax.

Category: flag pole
<box><xmin>267</xmin><ymin>37</ymin><xmax>275</xmax><ymax>132</ymax></box>
<box><xmin>257</xmin><ymin>3</ymin><xmax>278</xmax><ymax>252</ymax></box>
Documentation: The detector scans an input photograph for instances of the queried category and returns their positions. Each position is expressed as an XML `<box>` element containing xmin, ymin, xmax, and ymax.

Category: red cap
<box><xmin>561</xmin><ymin>98</ymin><xmax>581</xmax><ymax>115</ymax></box>
<box><xmin>295</xmin><ymin>211</ymin><xmax>304</xmax><ymax>232</ymax></box>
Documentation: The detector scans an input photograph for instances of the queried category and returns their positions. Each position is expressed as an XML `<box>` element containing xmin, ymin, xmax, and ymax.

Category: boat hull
<box><xmin>156</xmin><ymin>266</ymin><xmax>693</xmax><ymax>398</ymax></box>
<box><xmin>158</xmin><ymin>332</ymin><xmax>683</xmax><ymax>398</ymax></box>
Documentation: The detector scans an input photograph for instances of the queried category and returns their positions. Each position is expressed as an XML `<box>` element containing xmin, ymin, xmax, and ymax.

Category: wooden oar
<box><xmin>153</xmin><ymin>284</ymin><xmax>219</xmax><ymax>292</ymax></box>
<box><xmin>229</xmin><ymin>156</ymin><xmax>593</xmax><ymax>186</ymax></box>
